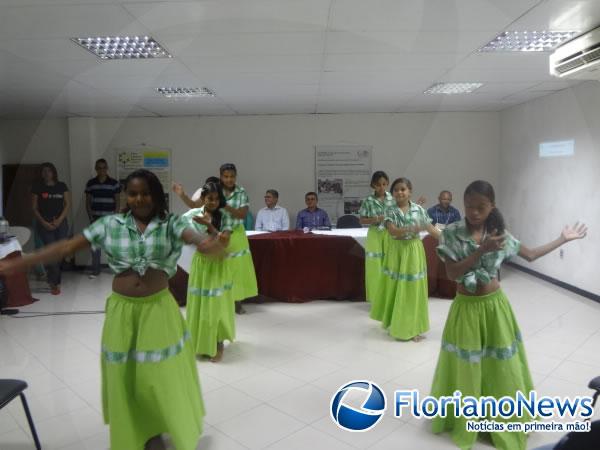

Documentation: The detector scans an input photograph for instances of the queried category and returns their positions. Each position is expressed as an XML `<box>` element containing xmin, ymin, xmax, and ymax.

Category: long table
<box><xmin>170</xmin><ymin>229</ymin><xmax>456</xmax><ymax>304</ymax></box>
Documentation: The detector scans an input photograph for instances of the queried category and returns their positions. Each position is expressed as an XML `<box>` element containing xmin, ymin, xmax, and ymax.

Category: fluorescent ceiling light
<box><xmin>72</xmin><ymin>36</ymin><xmax>172</xmax><ymax>59</ymax></box>
<box><xmin>479</xmin><ymin>31</ymin><xmax>578</xmax><ymax>52</ymax></box>
<box><xmin>156</xmin><ymin>87</ymin><xmax>215</xmax><ymax>98</ymax></box>
<box><xmin>424</xmin><ymin>82</ymin><xmax>483</xmax><ymax>94</ymax></box>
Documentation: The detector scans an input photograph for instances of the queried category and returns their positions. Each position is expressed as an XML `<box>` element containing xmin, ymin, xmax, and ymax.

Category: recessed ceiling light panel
<box><xmin>72</xmin><ymin>36</ymin><xmax>172</xmax><ymax>59</ymax></box>
<box><xmin>480</xmin><ymin>31</ymin><xmax>578</xmax><ymax>52</ymax></box>
<box><xmin>424</xmin><ymin>82</ymin><xmax>483</xmax><ymax>94</ymax></box>
<box><xmin>156</xmin><ymin>87</ymin><xmax>215</xmax><ymax>98</ymax></box>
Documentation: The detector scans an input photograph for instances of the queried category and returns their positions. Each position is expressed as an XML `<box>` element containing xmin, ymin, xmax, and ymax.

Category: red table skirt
<box><xmin>249</xmin><ymin>231</ymin><xmax>365</xmax><ymax>302</ymax></box>
<box><xmin>422</xmin><ymin>235</ymin><xmax>457</xmax><ymax>299</ymax></box>
<box><xmin>169</xmin><ymin>231</ymin><xmax>456</xmax><ymax>305</ymax></box>
<box><xmin>1</xmin><ymin>251</ymin><xmax>37</xmax><ymax>308</ymax></box>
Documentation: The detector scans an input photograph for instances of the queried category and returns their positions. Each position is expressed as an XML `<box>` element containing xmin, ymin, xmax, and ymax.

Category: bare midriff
<box><xmin>112</xmin><ymin>267</ymin><xmax>169</xmax><ymax>297</ymax></box>
<box><xmin>457</xmin><ymin>278</ymin><xmax>500</xmax><ymax>296</ymax></box>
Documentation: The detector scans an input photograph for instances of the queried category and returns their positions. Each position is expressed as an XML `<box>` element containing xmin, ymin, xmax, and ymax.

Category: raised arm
<box><xmin>0</xmin><ymin>235</ymin><xmax>90</xmax><ymax>276</ymax></box>
<box><xmin>518</xmin><ymin>222</ymin><xmax>587</xmax><ymax>262</ymax></box>
<box><xmin>172</xmin><ymin>182</ymin><xmax>203</xmax><ymax>209</ymax></box>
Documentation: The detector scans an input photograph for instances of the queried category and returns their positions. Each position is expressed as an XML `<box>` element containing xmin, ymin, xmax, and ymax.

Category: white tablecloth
<box><xmin>178</xmin><ymin>228</ymin><xmax>429</xmax><ymax>273</ymax></box>
<box><xmin>0</xmin><ymin>238</ymin><xmax>22</xmax><ymax>260</ymax></box>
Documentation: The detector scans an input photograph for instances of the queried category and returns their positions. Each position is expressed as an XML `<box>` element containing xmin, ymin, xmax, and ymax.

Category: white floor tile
<box><xmin>229</xmin><ymin>369</ymin><xmax>306</xmax><ymax>402</ymax></box>
<box><xmin>202</xmin><ymin>386</ymin><xmax>261</xmax><ymax>425</ymax></box>
<box><xmin>266</xmin><ymin>384</ymin><xmax>331</xmax><ymax>424</ymax></box>
<box><xmin>265</xmin><ymin>426</ymin><xmax>355</xmax><ymax>450</ymax></box>
<box><xmin>1</xmin><ymin>269</ymin><xmax>598</xmax><ymax>450</ymax></box>
<box><xmin>214</xmin><ymin>404</ymin><xmax>304</xmax><ymax>449</ymax></box>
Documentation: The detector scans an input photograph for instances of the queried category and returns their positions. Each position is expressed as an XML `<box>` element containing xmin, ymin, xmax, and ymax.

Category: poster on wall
<box><xmin>116</xmin><ymin>147</ymin><xmax>172</xmax><ymax>209</ymax></box>
<box><xmin>315</xmin><ymin>145</ymin><xmax>373</xmax><ymax>225</ymax></box>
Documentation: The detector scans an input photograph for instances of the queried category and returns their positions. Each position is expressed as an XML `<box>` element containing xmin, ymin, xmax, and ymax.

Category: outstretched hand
<box><xmin>480</xmin><ymin>230</ymin><xmax>505</xmax><ymax>253</ymax></box>
<box><xmin>416</xmin><ymin>196</ymin><xmax>427</xmax><ymax>206</ymax></box>
<box><xmin>561</xmin><ymin>222</ymin><xmax>587</xmax><ymax>242</ymax></box>
<box><xmin>171</xmin><ymin>182</ymin><xmax>184</xmax><ymax>196</ymax></box>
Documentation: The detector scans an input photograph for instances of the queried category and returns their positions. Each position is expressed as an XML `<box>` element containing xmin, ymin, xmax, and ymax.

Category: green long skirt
<box><xmin>430</xmin><ymin>289</ymin><xmax>534</xmax><ymax>450</ymax></box>
<box><xmin>369</xmin><ymin>237</ymin><xmax>429</xmax><ymax>340</ymax></box>
<box><xmin>225</xmin><ymin>224</ymin><xmax>258</xmax><ymax>301</ymax></box>
<box><xmin>187</xmin><ymin>251</ymin><xmax>236</xmax><ymax>357</ymax></box>
<box><xmin>364</xmin><ymin>225</ymin><xmax>386</xmax><ymax>303</ymax></box>
<box><xmin>101</xmin><ymin>289</ymin><xmax>204</xmax><ymax>450</ymax></box>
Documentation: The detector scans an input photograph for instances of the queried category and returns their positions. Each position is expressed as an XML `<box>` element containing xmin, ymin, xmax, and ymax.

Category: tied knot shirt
<box><xmin>383</xmin><ymin>201</ymin><xmax>431</xmax><ymax>239</ymax></box>
<box><xmin>436</xmin><ymin>219</ymin><xmax>521</xmax><ymax>293</ymax></box>
<box><xmin>359</xmin><ymin>192</ymin><xmax>396</xmax><ymax>229</ymax></box>
<box><xmin>181</xmin><ymin>206</ymin><xmax>235</xmax><ymax>233</ymax></box>
<box><xmin>83</xmin><ymin>211</ymin><xmax>191</xmax><ymax>277</ymax></box>
<box><xmin>224</xmin><ymin>185</ymin><xmax>249</xmax><ymax>228</ymax></box>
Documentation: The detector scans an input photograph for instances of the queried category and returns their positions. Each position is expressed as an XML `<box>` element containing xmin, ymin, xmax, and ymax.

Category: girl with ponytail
<box><xmin>429</xmin><ymin>180</ymin><xmax>587</xmax><ymax>450</ymax></box>
<box><xmin>181</xmin><ymin>181</ymin><xmax>236</xmax><ymax>362</ymax></box>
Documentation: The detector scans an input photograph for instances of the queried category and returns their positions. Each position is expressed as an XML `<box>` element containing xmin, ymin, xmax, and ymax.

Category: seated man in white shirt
<box><xmin>255</xmin><ymin>189</ymin><xmax>289</xmax><ymax>231</ymax></box>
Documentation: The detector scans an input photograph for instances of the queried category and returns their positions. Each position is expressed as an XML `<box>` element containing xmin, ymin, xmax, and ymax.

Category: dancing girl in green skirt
<box><xmin>182</xmin><ymin>181</ymin><xmax>236</xmax><ymax>362</ymax></box>
<box><xmin>430</xmin><ymin>180</ymin><xmax>587</xmax><ymax>450</ymax></box>
<box><xmin>0</xmin><ymin>169</ymin><xmax>223</xmax><ymax>450</ymax></box>
<box><xmin>370</xmin><ymin>177</ymin><xmax>441</xmax><ymax>341</ymax></box>
<box><xmin>359</xmin><ymin>171</ymin><xmax>395</xmax><ymax>304</ymax></box>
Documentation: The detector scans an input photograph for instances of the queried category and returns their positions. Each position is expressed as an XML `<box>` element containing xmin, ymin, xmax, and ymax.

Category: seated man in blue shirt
<box><xmin>255</xmin><ymin>189</ymin><xmax>289</xmax><ymax>231</ymax></box>
<box><xmin>427</xmin><ymin>190</ymin><xmax>461</xmax><ymax>228</ymax></box>
<box><xmin>296</xmin><ymin>192</ymin><xmax>331</xmax><ymax>230</ymax></box>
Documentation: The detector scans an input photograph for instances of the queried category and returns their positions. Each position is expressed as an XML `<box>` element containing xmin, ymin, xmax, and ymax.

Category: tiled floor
<box><xmin>1</xmin><ymin>267</ymin><xmax>599</xmax><ymax>449</ymax></box>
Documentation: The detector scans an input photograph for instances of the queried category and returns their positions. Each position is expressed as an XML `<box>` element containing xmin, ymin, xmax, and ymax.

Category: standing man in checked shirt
<box><xmin>85</xmin><ymin>158</ymin><xmax>121</xmax><ymax>278</ymax></box>
<box><xmin>295</xmin><ymin>192</ymin><xmax>331</xmax><ymax>230</ymax></box>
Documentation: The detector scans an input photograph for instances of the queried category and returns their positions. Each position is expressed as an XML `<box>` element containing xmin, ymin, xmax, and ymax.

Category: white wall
<box><xmin>0</xmin><ymin>118</ymin><xmax>70</xmax><ymax>222</ymax></box>
<box><xmin>0</xmin><ymin>119</ymin><xmax>70</xmax><ymax>184</ymax></box>
<box><xmin>500</xmin><ymin>81</ymin><xmax>600</xmax><ymax>296</ymax></box>
<box><xmin>89</xmin><ymin>112</ymin><xmax>499</xmax><ymax>223</ymax></box>
<box><xmin>1</xmin><ymin>112</ymin><xmax>500</xmax><ymax>262</ymax></box>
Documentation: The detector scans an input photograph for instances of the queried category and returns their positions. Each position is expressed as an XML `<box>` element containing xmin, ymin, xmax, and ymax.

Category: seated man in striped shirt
<box><xmin>85</xmin><ymin>158</ymin><xmax>121</xmax><ymax>278</ymax></box>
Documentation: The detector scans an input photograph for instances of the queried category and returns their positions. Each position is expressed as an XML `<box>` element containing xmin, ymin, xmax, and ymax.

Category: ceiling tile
<box><xmin>124</xmin><ymin>0</ymin><xmax>331</xmax><ymax>34</ymax></box>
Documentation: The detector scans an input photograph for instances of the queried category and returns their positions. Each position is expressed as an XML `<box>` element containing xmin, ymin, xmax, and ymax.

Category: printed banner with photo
<box><xmin>315</xmin><ymin>145</ymin><xmax>373</xmax><ymax>225</ymax></box>
<box><xmin>116</xmin><ymin>148</ymin><xmax>172</xmax><ymax>209</ymax></box>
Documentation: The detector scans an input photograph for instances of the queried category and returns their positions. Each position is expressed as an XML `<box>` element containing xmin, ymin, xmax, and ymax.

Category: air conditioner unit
<box><xmin>550</xmin><ymin>26</ymin><xmax>600</xmax><ymax>80</ymax></box>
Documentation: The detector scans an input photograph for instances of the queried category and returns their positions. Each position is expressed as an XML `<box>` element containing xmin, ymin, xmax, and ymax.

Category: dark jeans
<box><xmin>35</xmin><ymin>220</ymin><xmax>68</xmax><ymax>286</ymax></box>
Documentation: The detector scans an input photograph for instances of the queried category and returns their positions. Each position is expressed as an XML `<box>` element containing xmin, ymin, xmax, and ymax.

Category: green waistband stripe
<box><xmin>102</xmin><ymin>331</ymin><xmax>190</xmax><ymax>364</ymax></box>
<box><xmin>188</xmin><ymin>283</ymin><xmax>233</xmax><ymax>297</ymax></box>
<box><xmin>441</xmin><ymin>332</ymin><xmax>523</xmax><ymax>363</ymax></box>
<box><xmin>227</xmin><ymin>248</ymin><xmax>251</xmax><ymax>258</ymax></box>
<box><xmin>382</xmin><ymin>267</ymin><xmax>426</xmax><ymax>282</ymax></box>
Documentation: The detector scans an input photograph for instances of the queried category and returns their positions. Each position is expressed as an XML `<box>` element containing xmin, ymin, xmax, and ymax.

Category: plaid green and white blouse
<box><xmin>359</xmin><ymin>192</ymin><xmax>396</xmax><ymax>228</ymax></box>
<box><xmin>181</xmin><ymin>206</ymin><xmax>235</xmax><ymax>233</ymax></box>
<box><xmin>224</xmin><ymin>185</ymin><xmax>249</xmax><ymax>228</ymax></box>
<box><xmin>436</xmin><ymin>219</ymin><xmax>521</xmax><ymax>293</ymax></box>
<box><xmin>83</xmin><ymin>211</ymin><xmax>189</xmax><ymax>278</ymax></box>
<box><xmin>383</xmin><ymin>201</ymin><xmax>432</xmax><ymax>239</ymax></box>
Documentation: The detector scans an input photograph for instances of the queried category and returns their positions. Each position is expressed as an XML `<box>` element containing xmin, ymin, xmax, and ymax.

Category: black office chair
<box><xmin>0</xmin><ymin>379</ymin><xmax>42</xmax><ymax>449</ymax></box>
<box><xmin>336</xmin><ymin>214</ymin><xmax>361</xmax><ymax>229</ymax></box>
